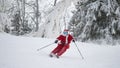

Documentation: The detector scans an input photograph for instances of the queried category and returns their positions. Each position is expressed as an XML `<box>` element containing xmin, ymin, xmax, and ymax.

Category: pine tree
<box><xmin>69</xmin><ymin>0</ymin><xmax>120</xmax><ymax>42</ymax></box>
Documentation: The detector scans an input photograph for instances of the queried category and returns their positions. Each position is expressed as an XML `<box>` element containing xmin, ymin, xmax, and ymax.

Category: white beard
<box><xmin>62</xmin><ymin>33</ymin><xmax>67</xmax><ymax>36</ymax></box>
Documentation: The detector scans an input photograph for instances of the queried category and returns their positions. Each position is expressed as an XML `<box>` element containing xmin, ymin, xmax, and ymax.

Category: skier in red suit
<box><xmin>49</xmin><ymin>29</ymin><xmax>75</xmax><ymax>58</ymax></box>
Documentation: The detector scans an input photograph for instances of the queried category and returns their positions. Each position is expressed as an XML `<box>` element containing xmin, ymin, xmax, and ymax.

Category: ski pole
<box><xmin>74</xmin><ymin>42</ymin><xmax>84</xmax><ymax>59</ymax></box>
<box><xmin>37</xmin><ymin>43</ymin><xmax>54</xmax><ymax>51</ymax></box>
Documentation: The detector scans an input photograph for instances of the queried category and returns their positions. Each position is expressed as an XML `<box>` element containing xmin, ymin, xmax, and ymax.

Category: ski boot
<box><xmin>49</xmin><ymin>53</ymin><xmax>54</xmax><ymax>57</ymax></box>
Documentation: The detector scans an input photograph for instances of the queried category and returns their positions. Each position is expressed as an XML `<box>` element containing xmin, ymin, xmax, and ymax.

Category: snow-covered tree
<box><xmin>0</xmin><ymin>0</ymin><xmax>42</xmax><ymax>35</ymax></box>
<box><xmin>69</xmin><ymin>0</ymin><xmax>120</xmax><ymax>42</ymax></box>
<box><xmin>37</xmin><ymin>0</ymin><xmax>72</xmax><ymax>38</ymax></box>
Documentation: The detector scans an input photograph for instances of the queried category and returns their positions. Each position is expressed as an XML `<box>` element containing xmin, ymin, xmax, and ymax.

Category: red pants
<box><xmin>51</xmin><ymin>44</ymin><xmax>69</xmax><ymax>56</ymax></box>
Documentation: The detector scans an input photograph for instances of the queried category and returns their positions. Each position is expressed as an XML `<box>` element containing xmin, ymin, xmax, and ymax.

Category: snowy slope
<box><xmin>0</xmin><ymin>33</ymin><xmax>120</xmax><ymax>68</ymax></box>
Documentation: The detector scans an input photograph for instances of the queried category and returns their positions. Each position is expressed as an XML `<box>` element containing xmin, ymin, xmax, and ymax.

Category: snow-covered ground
<box><xmin>0</xmin><ymin>33</ymin><xmax>120</xmax><ymax>68</ymax></box>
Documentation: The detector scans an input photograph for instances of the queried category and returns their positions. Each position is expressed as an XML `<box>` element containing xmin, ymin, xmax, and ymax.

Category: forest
<box><xmin>0</xmin><ymin>0</ymin><xmax>120</xmax><ymax>44</ymax></box>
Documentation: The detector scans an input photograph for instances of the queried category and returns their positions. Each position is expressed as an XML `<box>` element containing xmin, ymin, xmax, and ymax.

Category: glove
<box><xmin>73</xmin><ymin>39</ymin><xmax>75</xmax><ymax>42</ymax></box>
<box><xmin>54</xmin><ymin>40</ymin><xmax>58</xmax><ymax>43</ymax></box>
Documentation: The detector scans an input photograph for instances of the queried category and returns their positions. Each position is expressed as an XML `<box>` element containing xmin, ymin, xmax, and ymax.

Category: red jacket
<box><xmin>57</xmin><ymin>34</ymin><xmax>73</xmax><ymax>47</ymax></box>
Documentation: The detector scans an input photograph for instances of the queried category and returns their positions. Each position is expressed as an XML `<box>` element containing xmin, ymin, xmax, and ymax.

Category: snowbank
<box><xmin>0</xmin><ymin>33</ymin><xmax>120</xmax><ymax>68</ymax></box>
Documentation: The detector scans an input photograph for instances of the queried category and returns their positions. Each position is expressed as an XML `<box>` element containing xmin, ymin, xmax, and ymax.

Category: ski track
<box><xmin>0</xmin><ymin>33</ymin><xmax>120</xmax><ymax>68</ymax></box>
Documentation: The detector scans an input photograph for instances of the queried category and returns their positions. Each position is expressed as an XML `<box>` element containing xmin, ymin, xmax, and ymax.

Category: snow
<box><xmin>35</xmin><ymin>0</ymin><xmax>79</xmax><ymax>38</ymax></box>
<box><xmin>0</xmin><ymin>33</ymin><xmax>120</xmax><ymax>68</ymax></box>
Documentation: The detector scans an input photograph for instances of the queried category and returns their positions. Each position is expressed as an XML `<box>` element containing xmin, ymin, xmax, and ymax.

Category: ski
<box><xmin>49</xmin><ymin>54</ymin><xmax>53</xmax><ymax>57</ymax></box>
<box><xmin>49</xmin><ymin>54</ymin><xmax>59</xmax><ymax>58</ymax></box>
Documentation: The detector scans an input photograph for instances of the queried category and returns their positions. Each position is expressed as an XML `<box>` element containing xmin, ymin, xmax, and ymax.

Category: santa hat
<box><xmin>64</xmin><ymin>29</ymin><xmax>69</xmax><ymax>32</ymax></box>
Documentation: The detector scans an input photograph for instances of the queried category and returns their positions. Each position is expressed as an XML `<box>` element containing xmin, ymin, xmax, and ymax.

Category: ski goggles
<box><xmin>63</xmin><ymin>31</ymin><xmax>68</xmax><ymax>35</ymax></box>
